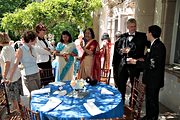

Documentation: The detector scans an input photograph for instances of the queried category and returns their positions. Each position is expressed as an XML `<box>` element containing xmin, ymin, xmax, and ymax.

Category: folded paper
<box><xmin>49</xmin><ymin>82</ymin><xmax>66</xmax><ymax>86</ymax></box>
<box><xmin>101</xmin><ymin>88</ymin><xmax>114</xmax><ymax>95</ymax></box>
<box><xmin>31</xmin><ymin>88</ymin><xmax>50</xmax><ymax>95</ymax></box>
<box><xmin>40</xmin><ymin>97</ymin><xmax>62</xmax><ymax>112</ymax></box>
<box><xmin>83</xmin><ymin>102</ymin><xmax>103</xmax><ymax>116</ymax></box>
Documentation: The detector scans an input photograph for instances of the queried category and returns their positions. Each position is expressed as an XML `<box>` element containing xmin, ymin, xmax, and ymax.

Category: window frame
<box><xmin>170</xmin><ymin>0</ymin><xmax>180</xmax><ymax>65</ymax></box>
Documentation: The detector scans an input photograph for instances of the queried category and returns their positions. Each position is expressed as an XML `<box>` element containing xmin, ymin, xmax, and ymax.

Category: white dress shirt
<box><xmin>128</xmin><ymin>32</ymin><xmax>135</xmax><ymax>42</ymax></box>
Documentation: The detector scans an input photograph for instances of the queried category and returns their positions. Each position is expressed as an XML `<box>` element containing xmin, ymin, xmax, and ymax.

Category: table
<box><xmin>31</xmin><ymin>81</ymin><xmax>124</xmax><ymax>120</ymax></box>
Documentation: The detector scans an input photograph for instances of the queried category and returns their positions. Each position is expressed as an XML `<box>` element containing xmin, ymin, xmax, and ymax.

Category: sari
<box><xmin>100</xmin><ymin>41</ymin><xmax>111</xmax><ymax>70</ymax></box>
<box><xmin>78</xmin><ymin>39</ymin><xmax>101</xmax><ymax>81</ymax></box>
<box><xmin>55</xmin><ymin>42</ymin><xmax>78</xmax><ymax>81</ymax></box>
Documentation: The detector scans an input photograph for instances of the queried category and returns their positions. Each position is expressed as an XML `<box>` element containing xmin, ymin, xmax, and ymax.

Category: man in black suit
<box><xmin>128</xmin><ymin>25</ymin><xmax>166</xmax><ymax>120</ymax></box>
<box><xmin>112</xmin><ymin>18</ymin><xmax>150</xmax><ymax>104</ymax></box>
<box><xmin>112</xmin><ymin>31</ymin><xmax>122</xmax><ymax>88</ymax></box>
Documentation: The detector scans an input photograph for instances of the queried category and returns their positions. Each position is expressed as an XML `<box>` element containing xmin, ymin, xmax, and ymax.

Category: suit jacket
<box><xmin>124</xmin><ymin>32</ymin><xmax>150</xmax><ymax>59</ymax></box>
<box><xmin>112</xmin><ymin>31</ymin><xmax>150</xmax><ymax>71</ymax></box>
<box><xmin>137</xmin><ymin>39</ymin><xmax>166</xmax><ymax>88</ymax></box>
<box><xmin>112</xmin><ymin>38</ymin><xmax>122</xmax><ymax>70</ymax></box>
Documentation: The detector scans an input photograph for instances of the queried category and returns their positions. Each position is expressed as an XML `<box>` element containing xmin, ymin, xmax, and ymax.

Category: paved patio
<box><xmin>109</xmin><ymin>78</ymin><xmax>180</xmax><ymax>120</ymax></box>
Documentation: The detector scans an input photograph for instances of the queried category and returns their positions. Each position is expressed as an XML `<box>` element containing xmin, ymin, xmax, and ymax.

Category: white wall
<box><xmin>159</xmin><ymin>72</ymin><xmax>180</xmax><ymax>113</ymax></box>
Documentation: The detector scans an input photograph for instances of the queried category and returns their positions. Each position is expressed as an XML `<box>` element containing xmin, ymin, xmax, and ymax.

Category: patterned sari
<box><xmin>78</xmin><ymin>39</ymin><xmax>101</xmax><ymax>81</ymax></box>
<box><xmin>100</xmin><ymin>41</ymin><xmax>111</xmax><ymax>70</ymax></box>
<box><xmin>55</xmin><ymin>42</ymin><xmax>78</xmax><ymax>81</ymax></box>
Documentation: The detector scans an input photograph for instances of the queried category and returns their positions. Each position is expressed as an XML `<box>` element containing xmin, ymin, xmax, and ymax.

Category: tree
<box><xmin>0</xmin><ymin>0</ymin><xmax>32</xmax><ymax>18</ymax></box>
<box><xmin>1</xmin><ymin>0</ymin><xmax>101</xmax><ymax>41</ymax></box>
<box><xmin>0</xmin><ymin>0</ymin><xmax>32</xmax><ymax>40</ymax></box>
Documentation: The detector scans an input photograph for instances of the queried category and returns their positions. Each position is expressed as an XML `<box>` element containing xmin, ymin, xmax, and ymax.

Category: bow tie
<box><xmin>128</xmin><ymin>35</ymin><xmax>135</xmax><ymax>37</ymax></box>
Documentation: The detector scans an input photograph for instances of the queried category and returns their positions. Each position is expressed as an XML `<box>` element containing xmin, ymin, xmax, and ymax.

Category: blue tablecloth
<box><xmin>31</xmin><ymin>81</ymin><xmax>124</xmax><ymax>120</ymax></box>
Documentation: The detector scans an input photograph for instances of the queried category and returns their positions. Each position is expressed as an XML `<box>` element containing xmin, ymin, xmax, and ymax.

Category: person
<box><xmin>9</xmin><ymin>30</ymin><xmax>41</xmax><ymax>93</ymax></box>
<box><xmin>78</xmin><ymin>28</ymin><xmax>101</xmax><ymax>81</ymax></box>
<box><xmin>13</xmin><ymin>40</ymin><xmax>24</xmax><ymax>51</ymax></box>
<box><xmin>112</xmin><ymin>18</ymin><xmax>150</xmax><ymax>104</ymax></box>
<box><xmin>112</xmin><ymin>31</ymin><xmax>122</xmax><ymax>87</ymax></box>
<box><xmin>54</xmin><ymin>31</ymin><xmax>78</xmax><ymax>81</ymax></box>
<box><xmin>74</xmin><ymin>34</ymin><xmax>84</xmax><ymax>76</ymax></box>
<box><xmin>35</xmin><ymin>23</ymin><xmax>54</xmax><ymax>70</ymax></box>
<box><xmin>0</xmin><ymin>32</ymin><xmax>23</xmax><ymax>112</ymax></box>
<box><xmin>115</xmin><ymin>31</ymin><xmax>122</xmax><ymax>42</ymax></box>
<box><xmin>128</xmin><ymin>25</ymin><xmax>166</xmax><ymax>120</ymax></box>
<box><xmin>100</xmin><ymin>33</ymin><xmax>111</xmax><ymax>70</ymax></box>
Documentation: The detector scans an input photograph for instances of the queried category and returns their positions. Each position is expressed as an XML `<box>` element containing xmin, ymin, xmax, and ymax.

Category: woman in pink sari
<box><xmin>78</xmin><ymin>28</ymin><xmax>101</xmax><ymax>81</ymax></box>
<box><xmin>100</xmin><ymin>33</ymin><xmax>111</xmax><ymax>70</ymax></box>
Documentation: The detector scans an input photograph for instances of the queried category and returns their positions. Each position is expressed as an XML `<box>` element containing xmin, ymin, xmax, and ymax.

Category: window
<box><xmin>170</xmin><ymin>0</ymin><xmax>180</xmax><ymax>65</ymax></box>
<box><xmin>174</xmin><ymin>12</ymin><xmax>180</xmax><ymax>64</ymax></box>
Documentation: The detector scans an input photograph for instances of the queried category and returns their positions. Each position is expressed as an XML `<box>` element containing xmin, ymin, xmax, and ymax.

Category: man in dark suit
<box><xmin>128</xmin><ymin>25</ymin><xmax>166</xmax><ymax>120</ymax></box>
<box><xmin>112</xmin><ymin>31</ymin><xmax>122</xmax><ymax>88</ymax></box>
<box><xmin>112</xmin><ymin>18</ymin><xmax>150</xmax><ymax>104</ymax></box>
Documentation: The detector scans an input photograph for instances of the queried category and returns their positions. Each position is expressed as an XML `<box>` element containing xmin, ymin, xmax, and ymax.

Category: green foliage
<box><xmin>1</xmin><ymin>0</ymin><xmax>102</xmax><ymax>42</ymax></box>
<box><xmin>0</xmin><ymin>0</ymin><xmax>32</xmax><ymax>40</ymax></box>
<box><xmin>0</xmin><ymin>0</ymin><xmax>31</xmax><ymax>18</ymax></box>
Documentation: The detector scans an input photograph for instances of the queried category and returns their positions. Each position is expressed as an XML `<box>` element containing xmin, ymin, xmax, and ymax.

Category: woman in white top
<box><xmin>0</xmin><ymin>32</ymin><xmax>23</xmax><ymax>112</ymax></box>
<box><xmin>35</xmin><ymin>23</ymin><xmax>54</xmax><ymax>69</ymax></box>
<box><xmin>9</xmin><ymin>30</ymin><xmax>41</xmax><ymax>93</ymax></box>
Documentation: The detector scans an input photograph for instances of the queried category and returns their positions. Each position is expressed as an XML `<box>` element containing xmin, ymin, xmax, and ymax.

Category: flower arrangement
<box><xmin>70</xmin><ymin>79</ymin><xmax>85</xmax><ymax>90</ymax></box>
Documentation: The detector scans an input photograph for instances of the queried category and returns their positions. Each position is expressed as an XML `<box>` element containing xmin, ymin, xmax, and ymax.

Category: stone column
<box><xmin>93</xmin><ymin>10</ymin><xmax>100</xmax><ymax>42</ymax></box>
<box><xmin>107</xmin><ymin>4</ymin><xmax>114</xmax><ymax>42</ymax></box>
<box><xmin>161</xmin><ymin>0</ymin><xmax>176</xmax><ymax>63</ymax></box>
<box><xmin>135</xmin><ymin>0</ymin><xmax>156</xmax><ymax>32</ymax></box>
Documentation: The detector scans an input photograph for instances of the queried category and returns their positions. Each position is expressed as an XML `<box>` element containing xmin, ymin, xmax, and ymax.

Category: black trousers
<box><xmin>145</xmin><ymin>86</ymin><xmax>160</xmax><ymax>120</ymax></box>
<box><xmin>116</xmin><ymin>64</ymin><xmax>140</xmax><ymax>104</ymax></box>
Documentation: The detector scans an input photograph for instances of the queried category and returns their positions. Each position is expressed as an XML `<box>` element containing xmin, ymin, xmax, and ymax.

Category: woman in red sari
<box><xmin>78</xmin><ymin>28</ymin><xmax>101</xmax><ymax>81</ymax></box>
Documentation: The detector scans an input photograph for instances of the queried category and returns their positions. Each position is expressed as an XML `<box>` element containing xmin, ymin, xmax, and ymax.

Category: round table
<box><xmin>31</xmin><ymin>81</ymin><xmax>124</xmax><ymax>120</ymax></box>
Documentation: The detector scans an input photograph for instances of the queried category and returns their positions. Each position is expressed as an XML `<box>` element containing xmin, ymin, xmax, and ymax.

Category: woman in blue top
<box><xmin>9</xmin><ymin>31</ymin><xmax>41</xmax><ymax>93</ymax></box>
<box><xmin>54</xmin><ymin>31</ymin><xmax>78</xmax><ymax>81</ymax></box>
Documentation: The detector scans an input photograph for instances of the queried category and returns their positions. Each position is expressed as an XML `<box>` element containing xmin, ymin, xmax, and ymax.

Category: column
<box><xmin>161</xmin><ymin>0</ymin><xmax>176</xmax><ymax>63</ymax></box>
<box><xmin>135</xmin><ymin>0</ymin><xmax>156</xmax><ymax>32</ymax></box>
<box><xmin>93</xmin><ymin>10</ymin><xmax>100</xmax><ymax>42</ymax></box>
